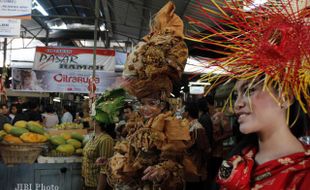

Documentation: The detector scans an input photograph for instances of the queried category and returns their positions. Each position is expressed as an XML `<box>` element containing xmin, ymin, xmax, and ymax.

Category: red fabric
<box><xmin>216</xmin><ymin>144</ymin><xmax>310</xmax><ymax>190</ymax></box>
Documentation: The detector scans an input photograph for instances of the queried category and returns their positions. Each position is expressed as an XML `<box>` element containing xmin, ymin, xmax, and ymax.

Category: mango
<box><xmin>4</xmin><ymin>123</ymin><xmax>13</xmax><ymax>133</ymax></box>
<box><xmin>14</xmin><ymin>120</ymin><xmax>27</xmax><ymax>128</ymax></box>
<box><xmin>71</xmin><ymin>133</ymin><xmax>84</xmax><ymax>142</ymax></box>
<box><xmin>27</xmin><ymin>121</ymin><xmax>43</xmax><ymax>128</ymax></box>
<box><xmin>20</xmin><ymin>132</ymin><xmax>48</xmax><ymax>143</ymax></box>
<box><xmin>60</xmin><ymin>133</ymin><xmax>71</xmax><ymax>140</ymax></box>
<box><xmin>3</xmin><ymin>134</ymin><xmax>23</xmax><ymax>144</ymax></box>
<box><xmin>27</xmin><ymin>123</ymin><xmax>45</xmax><ymax>135</ymax></box>
<box><xmin>0</xmin><ymin>130</ymin><xmax>7</xmax><ymax>137</ymax></box>
<box><xmin>49</xmin><ymin>136</ymin><xmax>66</xmax><ymax>145</ymax></box>
<box><xmin>56</xmin><ymin>144</ymin><xmax>75</xmax><ymax>155</ymax></box>
<box><xmin>9</xmin><ymin>127</ymin><xmax>29</xmax><ymax>137</ymax></box>
<box><xmin>67</xmin><ymin>139</ymin><xmax>82</xmax><ymax>149</ymax></box>
<box><xmin>75</xmin><ymin>148</ymin><xmax>83</xmax><ymax>155</ymax></box>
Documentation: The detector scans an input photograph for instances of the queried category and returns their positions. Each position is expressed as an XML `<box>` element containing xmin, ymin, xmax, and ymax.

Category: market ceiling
<box><xmin>23</xmin><ymin>0</ymin><xmax>226</xmax><ymax>58</ymax></box>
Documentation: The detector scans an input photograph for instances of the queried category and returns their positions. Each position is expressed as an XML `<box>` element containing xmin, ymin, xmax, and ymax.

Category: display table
<box><xmin>0</xmin><ymin>162</ymin><xmax>82</xmax><ymax>190</ymax></box>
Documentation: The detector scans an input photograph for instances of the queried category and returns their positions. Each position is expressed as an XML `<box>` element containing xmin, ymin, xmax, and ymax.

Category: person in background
<box><xmin>0</xmin><ymin>105</ymin><xmax>10</xmax><ymax>130</ymax></box>
<box><xmin>42</xmin><ymin>104</ymin><xmax>59</xmax><ymax>128</ymax></box>
<box><xmin>82</xmin><ymin>88</ymin><xmax>125</xmax><ymax>190</ymax></box>
<box><xmin>82</xmin><ymin>120</ymin><xmax>114</xmax><ymax>190</ymax></box>
<box><xmin>61</xmin><ymin>105</ymin><xmax>73</xmax><ymax>123</ymax></box>
<box><xmin>115</xmin><ymin>104</ymin><xmax>133</xmax><ymax>138</ymax></box>
<box><xmin>197</xmin><ymin>98</ymin><xmax>213</xmax><ymax>147</ymax></box>
<box><xmin>183</xmin><ymin>101</ymin><xmax>210</xmax><ymax>190</ymax></box>
<box><xmin>12</xmin><ymin>104</ymin><xmax>29</xmax><ymax>124</ymax></box>
<box><xmin>9</xmin><ymin>104</ymin><xmax>18</xmax><ymax>122</ymax></box>
<box><xmin>24</xmin><ymin>101</ymin><xmax>43</xmax><ymax>122</ymax></box>
<box><xmin>0</xmin><ymin>103</ymin><xmax>11</xmax><ymax>121</ymax></box>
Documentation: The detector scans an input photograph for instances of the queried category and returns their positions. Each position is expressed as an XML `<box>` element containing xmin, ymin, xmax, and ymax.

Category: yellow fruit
<box><xmin>27</xmin><ymin>121</ymin><xmax>43</xmax><ymax>128</ymax></box>
<box><xmin>4</xmin><ymin>123</ymin><xmax>13</xmax><ymax>133</ymax></box>
<box><xmin>56</xmin><ymin>144</ymin><xmax>75</xmax><ymax>155</ymax></box>
<box><xmin>60</xmin><ymin>133</ymin><xmax>71</xmax><ymax>140</ymax></box>
<box><xmin>14</xmin><ymin>120</ymin><xmax>27</xmax><ymax>128</ymax></box>
<box><xmin>3</xmin><ymin>134</ymin><xmax>23</xmax><ymax>144</ymax></box>
<box><xmin>66</xmin><ymin>139</ymin><xmax>82</xmax><ymax>149</ymax></box>
<box><xmin>20</xmin><ymin>132</ymin><xmax>48</xmax><ymax>143</ymax></box>
<box><xmin>0</xmin><ymin>130</ymin><xmax>7</xmax><ymax>137</ymax></box>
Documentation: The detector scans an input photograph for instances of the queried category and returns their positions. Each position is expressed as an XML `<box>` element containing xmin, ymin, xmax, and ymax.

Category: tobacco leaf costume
<box><xmin>107</xmin><ymin>2</ymin><xmax>190</xmax><ymax>190</ymax></box>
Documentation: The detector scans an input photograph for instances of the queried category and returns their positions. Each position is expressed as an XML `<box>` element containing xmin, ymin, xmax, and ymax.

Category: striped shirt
<box><xmin>82</xmin><ymin>132</ymin><xmax>114</xmax><ymax>188</ymax></box>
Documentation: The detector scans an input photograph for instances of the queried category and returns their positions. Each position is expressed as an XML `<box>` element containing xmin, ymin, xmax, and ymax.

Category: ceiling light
<box><xmin>170</xmin><ymin>93</ymin><xmax>175</xmax><ymax>97</ymax></box>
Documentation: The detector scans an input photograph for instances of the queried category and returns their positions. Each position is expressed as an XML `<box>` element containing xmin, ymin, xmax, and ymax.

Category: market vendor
<box><xmin>82</xmin><ymin>88</ymin><xmax>126</xmax><ymax>190</ymax></box>
<box><xmin>106</xmin><ymin>2</ymin><xmax>190</xmax><ymax>189</ymax></box>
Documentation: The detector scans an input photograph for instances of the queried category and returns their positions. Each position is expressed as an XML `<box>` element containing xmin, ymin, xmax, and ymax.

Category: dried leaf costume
<box><xmin>107</xmin><ymin>2</ymin><xmax>190</xmax><ymax>190</ymax></box>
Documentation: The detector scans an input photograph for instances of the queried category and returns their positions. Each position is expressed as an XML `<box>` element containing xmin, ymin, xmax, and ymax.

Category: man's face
<box><xmin>123</xmin><ymin>108</ymin><xmax>132</xmax><ymax>121</ymax></box>
<box><xmin>1</xmin><ymin>105</ymin><xmax>9</xmax><ymax>115</ymax></box>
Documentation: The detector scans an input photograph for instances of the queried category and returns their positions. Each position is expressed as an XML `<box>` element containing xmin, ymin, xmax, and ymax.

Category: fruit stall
<box><xmin>0</xmin><ymin>121</ymin><xmax>87</xmax><ymax>190</ymax></box>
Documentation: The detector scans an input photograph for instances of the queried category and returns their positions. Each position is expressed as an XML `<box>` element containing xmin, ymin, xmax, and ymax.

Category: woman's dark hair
<box><xmin>185</xmin><ymin>101</ymin><xmax>199</xmax><ymax>119</ymax></box>
<box><xmin>197</xmin><ymin>98</ymin><xmax>209</xmax><ymax>113</ymax></box>
<box><xmin>289</xmin><ymin>100</ymin><xmax>309</xmax><ymax>138</ymax></box>
<box><xmin>98</xmin><ymin>122</ymin><xmax>116</xmax><ymax>139</ymax></box>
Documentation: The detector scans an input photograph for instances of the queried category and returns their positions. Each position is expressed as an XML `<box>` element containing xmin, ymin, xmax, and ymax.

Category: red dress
<box><xmin>216</xmin><ymin>144</ymin><xmax>310</xmax><ymax>190</ymax></box>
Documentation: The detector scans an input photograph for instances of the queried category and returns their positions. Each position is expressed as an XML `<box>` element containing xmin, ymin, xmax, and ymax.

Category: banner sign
<box><xmin>0</xmin><ymin>18</ymin><xmax>20</xmax><ymax>37</ymax></box>
<box><xmin>0</xmin><ymin>0</ymin><xmax>32</xmax><ymax>19</ymax></box>
<box><xmin>12</xmin><ymin>68</ymin><xmax>120</xmax><ymax>93</ymax></box>
<box><xmin>33</xmin><ymin>47</ymin><xmax>115</xmax><ymax>71</ymax></box>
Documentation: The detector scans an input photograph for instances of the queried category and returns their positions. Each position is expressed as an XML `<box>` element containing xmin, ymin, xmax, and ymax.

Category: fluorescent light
<box><xmin>244</xmin><ymin>0</ymin><xmax>268</xmax><ymax>11</ymax></box>
<box><xmin>32</xmin><ymin>0</ymin><xmax>49</xmax><ymax>16</ymax></box>
<box><xmin>53</xmin><ymin>98</ymin><xmax>61</xmax><ymax>102</ymax></box>
<box><xmin>185</xmin><ymin>57</ymin><xmax>226</xmax><ymax>74</ymax></box>
<box><xmin>180</xmin><ymin>86</ymin><xmax>184</xmax><ymax>90</ymax></box>
<box><xmin>170</xmin><ymin>93</ymin><xmax>175</xmax><ymax>97</ymax></box>
<box><xmin>100</xmin><ymin>23</ymin><xmax>106</xmax><ymax>31</ymax></box>
<box><xmin>84</xmin><ymin>96</ymin><xmax>89</xmax><ymax>99</ymax></box>
<box><xmin>189</xmin><ymin>82</ymin><xmax>211</xmax><ymax>86</ymax></box>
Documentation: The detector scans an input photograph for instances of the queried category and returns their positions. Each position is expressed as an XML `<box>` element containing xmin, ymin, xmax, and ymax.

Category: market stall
<box><xmin>0</xmin><ymin>121</ymin><xmax>87</xmax><ymax>190</ymax></box>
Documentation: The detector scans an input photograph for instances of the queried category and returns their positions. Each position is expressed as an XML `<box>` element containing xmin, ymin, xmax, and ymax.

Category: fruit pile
<box><xmin>48</xmin><ymin>132</ymin><xmax>86</xmax><ymax>157</ymax></box>
<box><xmin>53</xmin><ymin>122</ymin><xmax>83</xmax><ymax>130</ymax></box>
<box><xmin>0</xmin><ymin>121</ymin><xmax>48</xmax><ymax>144</ymax></box>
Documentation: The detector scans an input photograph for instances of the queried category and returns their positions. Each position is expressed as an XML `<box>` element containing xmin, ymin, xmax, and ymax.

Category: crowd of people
<box><xmin>0</xmin><ymin>101</ymin><xmax>84</xmax><ymax>131</ymax></box>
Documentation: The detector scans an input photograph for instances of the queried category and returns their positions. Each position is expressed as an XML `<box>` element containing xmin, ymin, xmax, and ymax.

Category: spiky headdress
<box><xmin>187</xmin><ymin>0</ymin><xmax>310</xmax><ymax>112</ymax></box>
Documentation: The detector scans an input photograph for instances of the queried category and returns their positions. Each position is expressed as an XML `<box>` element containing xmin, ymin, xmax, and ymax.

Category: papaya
<box><xmin>0</xmin><ymin>130</ymin><xmax>7</xmax><ymax>137</ymax></box>
<box><xmin>27</xmin><ymin>121</ymin><xmax>43</xmax><ymax>128</ymax></box>
<box><xmin>9</xmin><ymin>127</ymin><xmax>29</xmax><ymax>137</ymax></box>
<box><xmin>49</xmin><ymin>136</ymin><xmax>66</xmax><ymax>145</ymax></box>
<box><xmin>4</xmin><ymin>123</ymin><xmax>13</xmax><ymax>133</ymax></box>
<box><xmin>0</xmin><ymin>130</ymin><xmax>6</xmax><ymax>141</ymax></box>
<box><xmin>56</xmin><ymin>144</ymin><xmax>75</xmax><ymax>155</ymax></box>
<box><xmin>75</xmin><ymin>148</ymin><xmax>83</xmax><ymax>155</ymax></box>
<box><xmin>14</xmin><ymin>120</ymin><xmax>27</xmax><ymax>128</ymax></box>
<box><xmin>66</xmin><ymin>139</ymin><xmax>82</xmax><ymax>149</ymax></box>
<box><xmin>27</xmin><ymin>123</ymin><xmax>45</xmax><ymax>134</ymax></box>
<box><xmin>3</xmin><ymin>134</ymin><xmax>23</xmax><ymax>144</ymax></box>
<box><xmin>20</xmin><ymin>132</ymin><xmax>48</xmax><ymax>143</ymax></box>
<box><xmin>60</xmin><ymin>133</ymin><xmax>71</xmax><ymax>140</ymax></box>
<box><xmin>71</xmin><ymin>133</ymin><xmax>84</xmax><ymax>142</ymax></box>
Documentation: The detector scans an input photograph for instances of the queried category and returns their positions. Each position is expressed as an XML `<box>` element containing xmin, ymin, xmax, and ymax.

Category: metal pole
<box><xmin>1</xmin><ymin>38</ymin><xmax>7</xmax><ymax>103</ymax></box>
<box><xmin>92</xmin><ymin>0</ymin><xmax>99</xmax><ymax>89</ymax></box>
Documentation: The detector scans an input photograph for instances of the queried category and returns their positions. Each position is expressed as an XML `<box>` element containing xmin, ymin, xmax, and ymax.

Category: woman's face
<box><xmin>138</xmin><ymin>98</ymin><xmax>163</xmax><ymax>119</ymax></box>
<box><xmin>234</xmin><ymin>79</ymin><xmax>283</xmax><ymax>134</ymax></box>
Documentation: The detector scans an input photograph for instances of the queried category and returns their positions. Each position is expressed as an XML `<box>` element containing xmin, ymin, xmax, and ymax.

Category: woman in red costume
<box><xmin>187</xmin><ymin>0</ymin><xmax>310</xmax><ymax>189</ymax></box>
